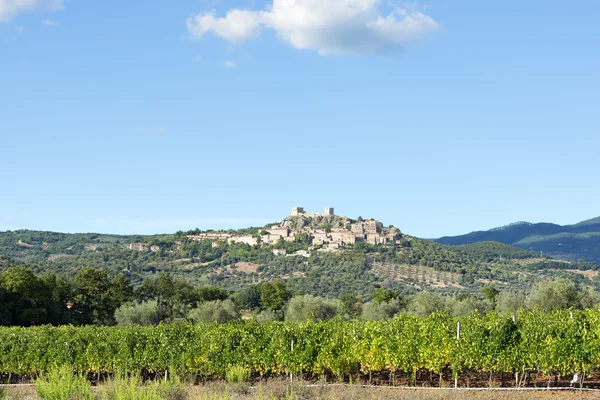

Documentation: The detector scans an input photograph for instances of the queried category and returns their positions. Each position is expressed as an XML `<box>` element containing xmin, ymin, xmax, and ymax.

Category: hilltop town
<box><xmin>181</xmin><ymin>207</ymin><xmax>402</xmax><ymax>256</ymax></box>
<box><xmin>126</xmin><ymin>207</ymin><xmax>402</xmax><ymax>256</ymax></box>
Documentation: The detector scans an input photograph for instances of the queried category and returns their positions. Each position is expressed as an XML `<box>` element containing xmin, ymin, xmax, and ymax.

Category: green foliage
<box><xmin>260</xmin><ymin>280</ymin><xmax>291</xmax><ymax>311</ymax></box>
<box><xmin>115</xmin><ymin>301</ymin><xmax>168</xmax><ymax>326</ymax></box>
<box><xmin>481</xmin><ymin>284</ymin><xmax>500</xmax><ymax>305</ymax></box>
<box><xmin>74</xmin><ymin>268</ymin><xmax>123</xmax><ymax>325</ymax></box>
<box><xmin>495</xmin><ymin>291</ymin><xmax>526</xmax><ymax>314</ymax></box>
<box><xmin>361</xmin><ymin>299</ymin><xmax>404</xmax><ymax>321</ymax></box>
<box><xmin>2</xmin><ymin>311</ymin><xmax>600</xmax><ymax>379</ymax></box>
<box><xmin>34</xmin><ymin>365</ymin><xmax>94</xmax><ymax>400</ymax></box>
<box><xmin>372</xmin><ymin>288</ymin><xmax>400</xmax><ymax>304</ymax></box>
<box><xmin>526</xmin><ymin>279</ymin><xmax>587</xmax><ymax>311</ymax></box>
<box><xmin>225</xmin><ymin>365</ymin><xmax>251</xmax><ymax>383</ymax></box>
<box><xmin>100</xmin><ymin>374</ymin><xmax>164</xmax><ymax>400</ymax></box>
<box><xmin>407</xmin><ymin>292</ymin><xmax>445</xmax><ymax>318</ymax></box>
<box><xmin>187</xmin><ymin>299</ymin><xmax>240</xmax><ymax>324</ymax></box>
<box><xmin>339</xmin><ymin>294</ymin><xmax>362</xmax><ymax>319</ymax></box>
<box><xmin>284</xmin><ymin>295</ymin><xmax>341</xmax><ymax>322</ymax></box>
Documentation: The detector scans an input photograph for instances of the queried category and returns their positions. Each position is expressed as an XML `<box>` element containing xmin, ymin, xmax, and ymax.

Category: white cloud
<box><xmin>186</xmin><ymin>0</ymin><xmax>440</xmax><ymax>55</ymax></box>
<box><xmin>224</xmin><ymin>60</ymin><xmax>236</xmax><ymax>68</ymax></box>
<box><xmin>42</xmin><ymin>18</ymin><xmax>59</xmax><ymax>26</ymax></box>
<box><xmin>0</xmin><ymin>0</ymin><xmax>63</xmax><ymax>22</ymax></box>
<box><xmin>187</xmin><ymin>9</ymin><xmax>262</xmax><ymax>43</ymax></box>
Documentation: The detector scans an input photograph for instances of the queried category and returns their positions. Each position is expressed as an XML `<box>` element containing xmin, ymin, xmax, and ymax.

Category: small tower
<box><xmin>324</xmin><ymin>207</ymin><xmax>334</xmax><ymax>216</ymax></box>
<box><xmin>292</xmin><ymin>207</ymin><xmax>305</xmax><ymax>216</ymax></box>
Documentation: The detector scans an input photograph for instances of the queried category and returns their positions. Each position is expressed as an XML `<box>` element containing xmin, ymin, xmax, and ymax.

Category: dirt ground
<box><xmin>4</xmin><ymin>382</ymin><xmax>600</xmax><ymax>400</ymax></box>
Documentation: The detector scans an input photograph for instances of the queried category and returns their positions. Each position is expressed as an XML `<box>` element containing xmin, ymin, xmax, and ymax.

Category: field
<box><xmin>3</xmin><ymin>310</ymin><xmax>600</xmax><ymax>390</ymax></box>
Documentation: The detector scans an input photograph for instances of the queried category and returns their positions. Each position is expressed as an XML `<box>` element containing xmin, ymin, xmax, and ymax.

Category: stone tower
<box><xmin>324</xmin><ymin>207</ymin><xmax>334</xmax><ymax>216</ymax></box>
<box><xmin>291</xmin><ymin>207</ymin><xmax>305</xmax><ymax>216</ymax></box>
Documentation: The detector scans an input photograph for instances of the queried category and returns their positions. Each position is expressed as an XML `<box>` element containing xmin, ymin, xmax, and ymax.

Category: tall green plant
<box><xmin>34</xmin><ymin>365</ymin><xmax>94</xmax><ymax>400</ymax></box>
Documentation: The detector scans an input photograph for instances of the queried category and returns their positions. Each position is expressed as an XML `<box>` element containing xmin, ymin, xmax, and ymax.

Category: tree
<box><xmin>373</xmin><ymin>288</ymin><xmax>400</xmax><ymax>305</ymax></box>
<box><xmin>445</xmin><ymin>296</ymin><xmax>490</xmax><ymax>317</ymax></box>
<box><xmin>481</xmin><ymin>284</ymin><xmax>500</xmax><ymax>306</ymax></box>
<box><xmin>361</xmin><ymin>298</ymin><xmax>404</xmax><ymax>320</ymax></box>
<box><xmin>188</xmin><ymin>299</ymin><xmax>239</xmax><ymax>324</ymax></box>
<box><xmin>260</xmin><ymin>280</ymin><xmax>291</xmax><ymax>311</ymax></box>
<box><xmin>526</xmin><ymin>279</ymin><xmax>580</xmax><ymax>312</ymax></box>
<box><xmin>407</xmin><ymin>291</ymin><xmax>445</xmax><ymax>318</ymax></box>
<box><xmin>109</xmin><ymin>273</ymin><xmax>134</xmax><ymax>305</ymax></box>
<box><xmin>39</xmin><ymin>272</ymin><xmax>73</xmax><ymax>325</ymax></box>
<box><xmin>236</xmin><ymin>285</ymin><xmax>262</xmax><ymax>310</ymax></box>
<box><xmin>196</xmin><ymin>286</ymin><xmax>229</xmax><ymax>303</ymax></box>
<box><xmin>339</xmin><ymin>294</ymin><xmax>362</xmax><ymax>319</ymax></box>
<box><xmin>495</xmin><ymin>291</ymin><xmax>526</xmax><ymax>314</ymax></box>
<box><xmin>114</xmin><ymin>300</ymin><xmax>167</xmax><ymax>326</ymax></box>
<box><xmin>285</xmin><ymin>295</ymin><xmax>341</xmax><ymax>322</ymax></box>
<box><xmin>0</xmin><ymin>267</ymin><xmax>51</xmax><ymax>326</ymax></box>
<box><xmin>73</xmin><ymin>268</ymin><xmax>116</xmax><ymax>325</ymax></box>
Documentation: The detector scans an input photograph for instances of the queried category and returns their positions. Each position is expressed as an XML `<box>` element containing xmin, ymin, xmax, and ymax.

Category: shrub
<box><xmin>225</xmin><ymin>365</ymin><xmax>251</xmax><ymax>395</ymax></box>
<box><xmin>100</xmin><ymin>374</ymin><xmax>164</xmax><ymax>400</ymax></box>
<box><xmin>34</xmin><ymin>365</ymin><xmax>94</xmax><ymax>400</ymax></box>
<box><xmin>225</xmin><ymin>366</ymin><xmax>250</xmax><ymax>384</ymax></box>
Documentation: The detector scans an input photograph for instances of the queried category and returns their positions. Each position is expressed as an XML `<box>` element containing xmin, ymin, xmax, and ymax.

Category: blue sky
<box><xmin>1</xmin><ymin>0</ymin><xmax>599</xmax><ymax>238</ymax></box>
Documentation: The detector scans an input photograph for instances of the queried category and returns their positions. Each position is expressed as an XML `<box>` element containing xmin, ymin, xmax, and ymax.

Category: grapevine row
<box><xmin>1</xmin><ymin>310</ymin><xmax>598</xmax><ymax>379</ymax></box>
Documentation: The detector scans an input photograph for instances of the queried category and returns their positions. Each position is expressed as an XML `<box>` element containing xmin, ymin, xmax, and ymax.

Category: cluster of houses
<box><xmin>185</xmin><ymin>207</ymin><xmax>402</xmax><ymax>256</ymax></box>
<box><xmin>127</xmin><ymin>241</ymin><xmax>182</xmax><ymax>253</ymax></box>
<box><xmin>127</xmin><ymin>207</ymin><xmax>401</xmax><ymax>257</ymax></box>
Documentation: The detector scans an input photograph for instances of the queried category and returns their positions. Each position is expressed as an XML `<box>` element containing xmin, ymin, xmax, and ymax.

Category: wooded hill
<box><xmin>435</xmin><ymin>216</ymin><xmax>600</xmax><ymax>264</ymax></box>
<box><xmin>1</xmin><ymin>220</ymin><xmax>599</xmax><ymax>301</ymax></box>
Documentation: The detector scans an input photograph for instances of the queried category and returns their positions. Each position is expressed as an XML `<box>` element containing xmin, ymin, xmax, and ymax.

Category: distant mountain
<box><xmin>435</xmin><ymin>217</ymin><xmax>600</xmax><ymax>263</ymax></box>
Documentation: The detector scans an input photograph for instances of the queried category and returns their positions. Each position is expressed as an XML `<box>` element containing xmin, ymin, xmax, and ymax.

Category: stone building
<box><xmin>291</xmin><ymin>207</ymin><xmax>305</xmax><ymax>216</ymax></box>
<box><xmin>187</xmin><ymin>233</ymin><xmax>232</xmax><ymax>241</ymax></box>
<box><xmin>266</xmin><ymin>226</ymin><xmax>290</xmax><ymax>237</ymax></box>
<box><xmin>227</xmin><ymin>236</ymin><xmax>258</xmax><ymax>246</ymax></box>
<box><xmin>260</xmin><ymin>234</ymin><xmax>283</xmax><ymax>245</ymax></box>
<box><xmin>128</xmin><ymin>243</ymin><xmax>148</xmax><ymax>251</ymax></box>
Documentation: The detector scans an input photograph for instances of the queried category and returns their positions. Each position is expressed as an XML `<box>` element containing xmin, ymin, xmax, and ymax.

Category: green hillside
<box><xmin>435</xmin><ymin>217</ymin><xmax>600</xmax><ymax>263</ymax></box>
<box><xmin>2</xmin><ymin>221</ymin><xmax>597</xmax><ymax>300</ymax></box>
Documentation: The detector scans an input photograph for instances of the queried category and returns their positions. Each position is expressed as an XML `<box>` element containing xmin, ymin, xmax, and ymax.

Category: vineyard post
<box><xmin>455</xmin><ymin>322</ymin><xmax>460</xmax><ymax>389</ymax></box>
<box><xmin>290</xmin><ymin>338</ymin><xmax>294</xmax><ymax>382</ymax></box>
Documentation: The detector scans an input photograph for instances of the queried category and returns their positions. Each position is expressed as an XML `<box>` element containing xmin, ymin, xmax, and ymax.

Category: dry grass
<box><xmin>6</xmin><ymin>381</ymin><xmax>600</xmax><ymax>400</ymax></box>
<box><xmin>566</xmin><ymin>269</ymin><xmax>598</xmax><ymax>280</ymax></box>
<box><xmin>231</xmin><ymin>263</ymin><xmax>259</xmax><ymax>274</ymax></box>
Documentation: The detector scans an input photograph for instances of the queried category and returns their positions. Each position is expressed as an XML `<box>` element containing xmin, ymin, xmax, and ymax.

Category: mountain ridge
<box><xmin>435</xmin><ymin>216</ymin><xmax>600</xmax><ymax>263</ymax></box>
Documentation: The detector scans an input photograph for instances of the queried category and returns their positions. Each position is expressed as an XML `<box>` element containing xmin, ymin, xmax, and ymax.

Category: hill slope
<box><xmin>2</xmin><ymin>216</ymin><xmax>598</xmax><ymax>300</ymax></box>
<box><xmin>435</xmin><ymin>217</ymin><xmax>600</xmax><ymax>263</ymax></box>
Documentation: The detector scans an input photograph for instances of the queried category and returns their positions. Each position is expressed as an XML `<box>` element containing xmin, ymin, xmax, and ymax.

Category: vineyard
<box><xmin>1</xmin><ymin>310</ymin><xmax>599</xmax><ymax>387</ymax></box>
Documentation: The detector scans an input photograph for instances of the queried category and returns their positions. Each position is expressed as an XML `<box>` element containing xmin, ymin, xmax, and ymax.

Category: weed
<box><xmin>100</xmin><ymin>374</ymin><xmax>163</xmax><ymax>400</ymax></box>
<box><xmin>34</xmin><ymin>365</ymin><xmax>94</xmax><ymax>400</ymax></box>
<box><xmin>225</xmin><ymin>366</ymin><xmax>250</xmax><ymax>384</ymax></box>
